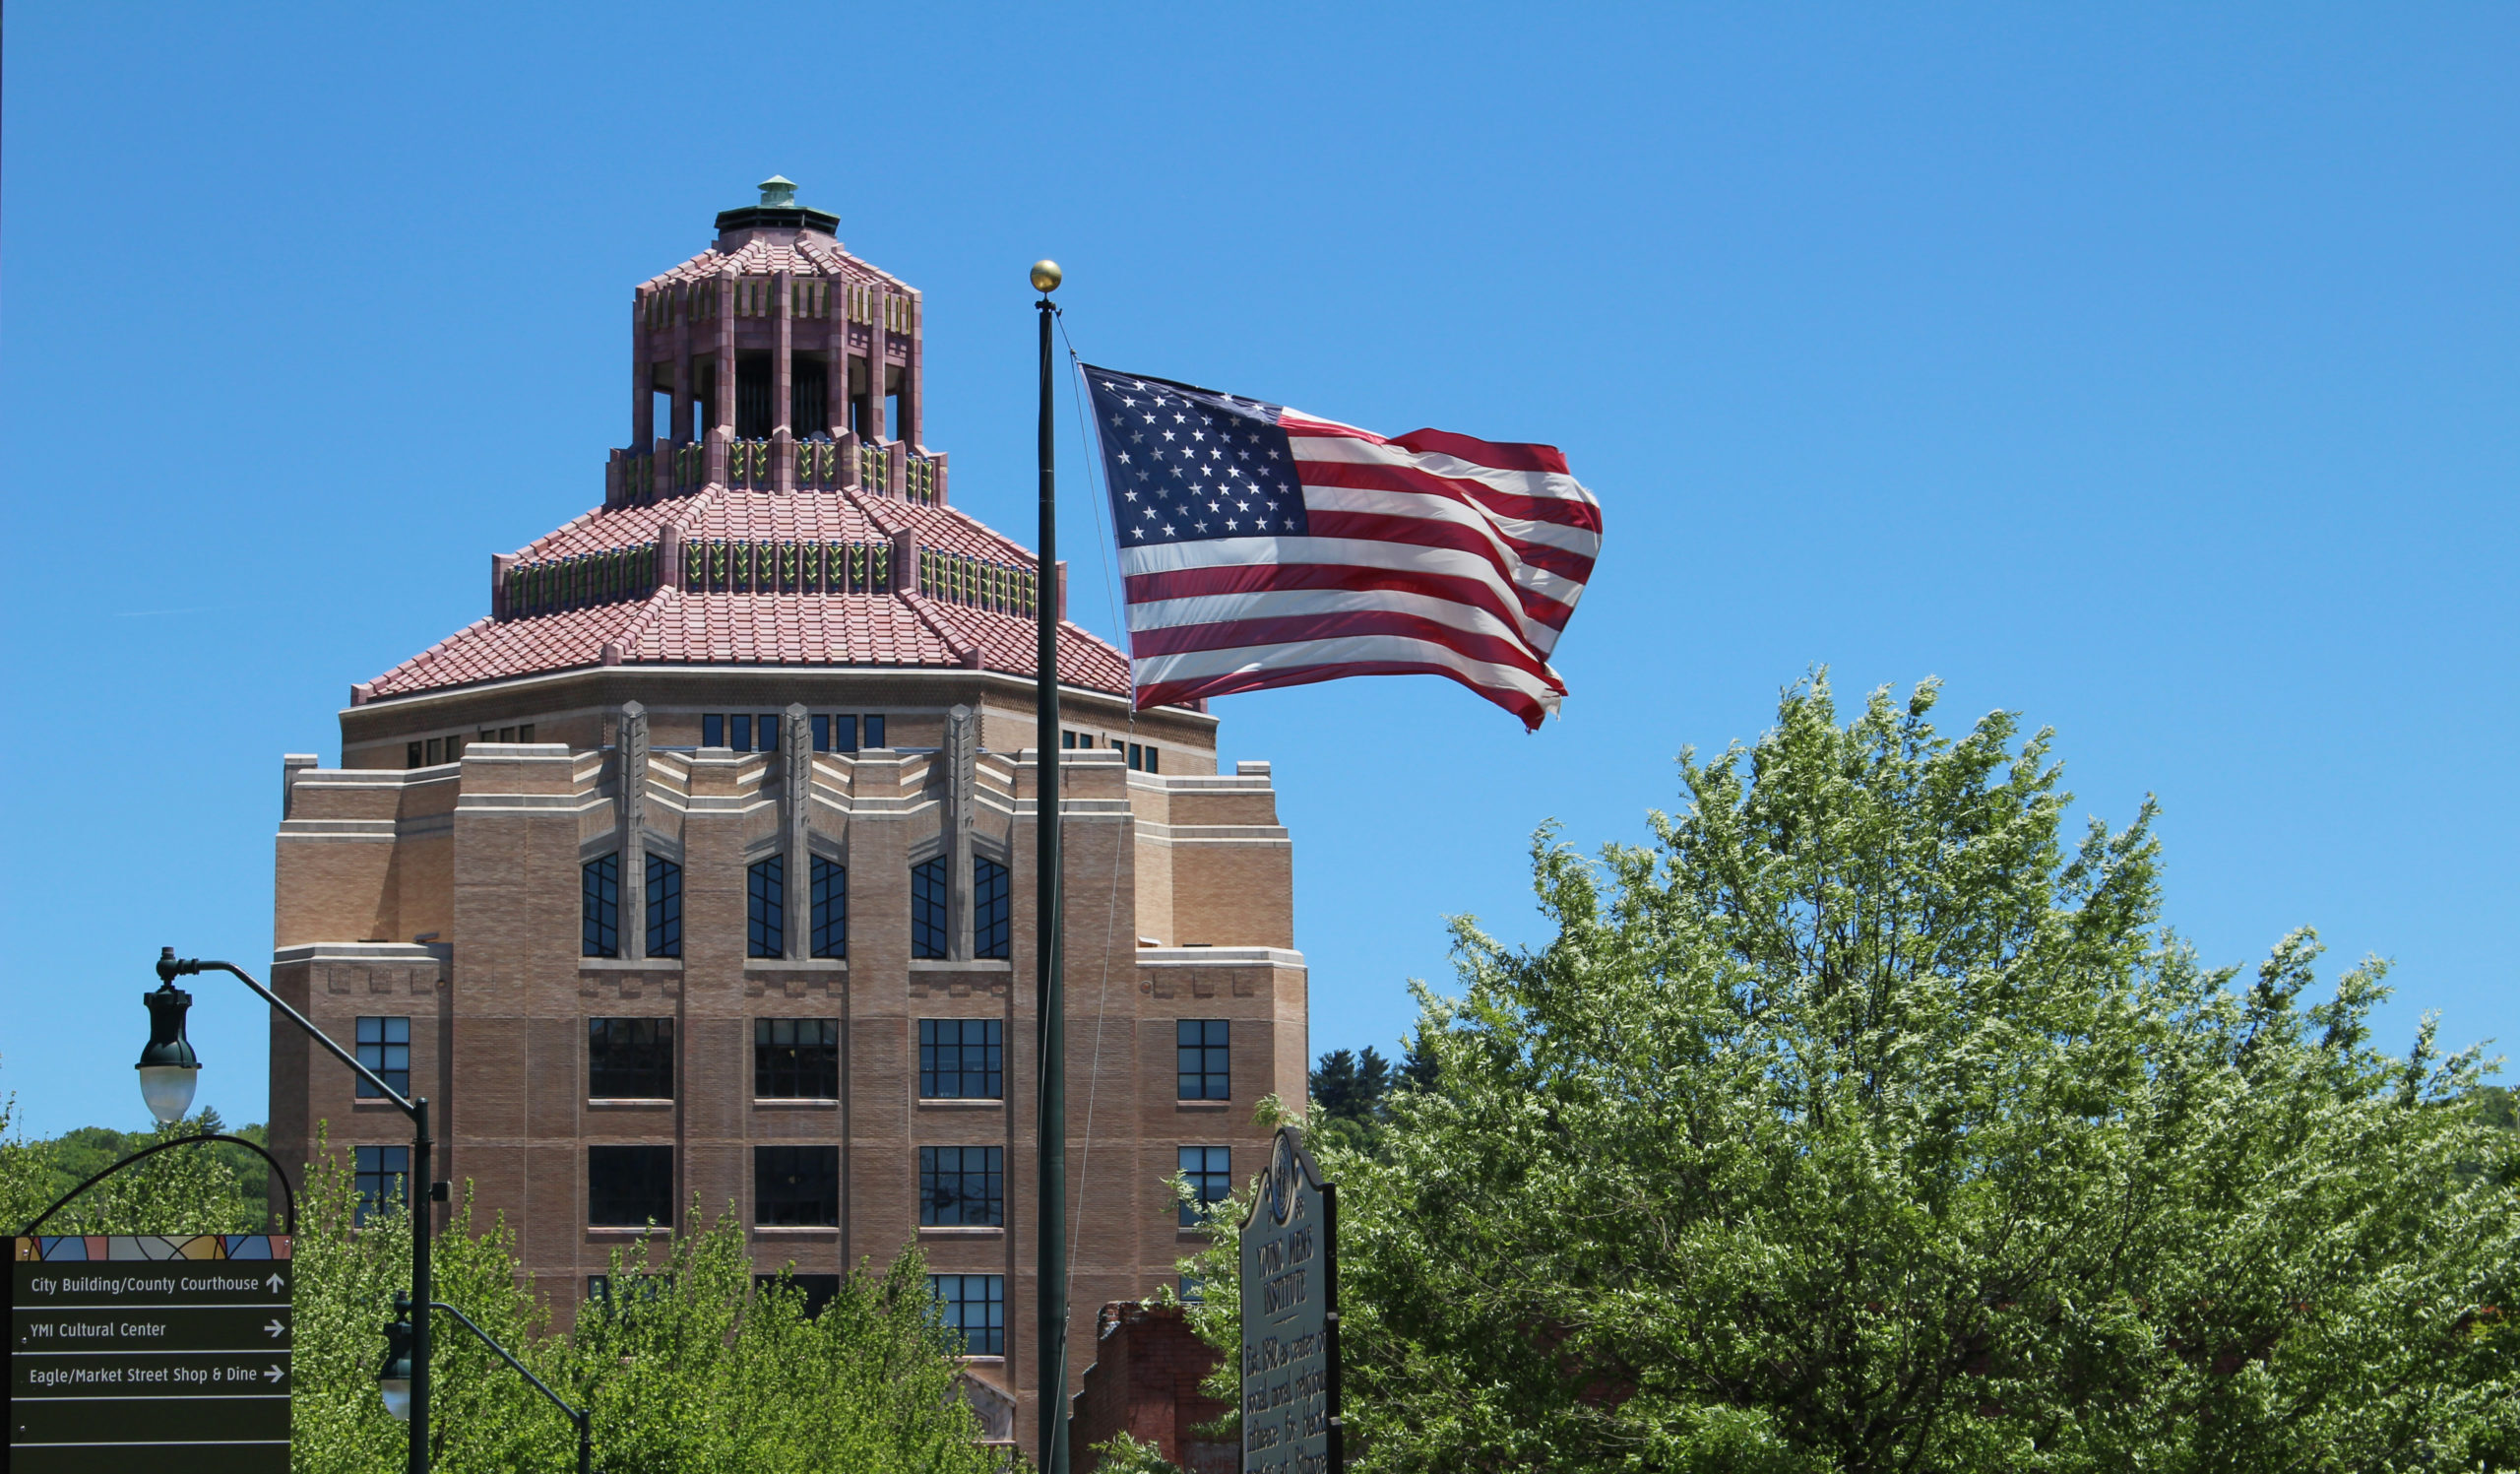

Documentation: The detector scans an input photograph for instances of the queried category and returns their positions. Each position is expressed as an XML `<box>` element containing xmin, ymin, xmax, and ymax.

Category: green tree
<box><xmin>1187</xmin><ymin>675</ymin><xmax>2520</xmax><ymax>1472</ymax></box>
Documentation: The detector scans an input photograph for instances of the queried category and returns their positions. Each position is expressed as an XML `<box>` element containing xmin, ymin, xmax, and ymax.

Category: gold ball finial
<box><xmin>1031</xmin><ymin>260</ymin><xmax>1063</xmax><ymax>293</ymax></box>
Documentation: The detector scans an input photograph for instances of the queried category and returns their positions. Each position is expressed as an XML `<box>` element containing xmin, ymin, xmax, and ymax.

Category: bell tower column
<box><xmin>774</xmin><ymin>269</ymin><xmax>795</xmax><ymax>493</ymax></box>
<box><xmin>710</xmin><ymin>268</ymin><xmax>735</xmax><ymax>487</ymax></box>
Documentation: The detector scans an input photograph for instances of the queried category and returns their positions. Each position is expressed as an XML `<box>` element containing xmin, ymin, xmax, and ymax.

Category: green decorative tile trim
<box><xmin>503</xmin><ymin>544</ymin><xmax>659</xmax><ymax>620</ymax></box>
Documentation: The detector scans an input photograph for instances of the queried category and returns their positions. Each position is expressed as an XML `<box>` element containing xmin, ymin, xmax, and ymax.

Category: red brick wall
<box><xmin>1070</xmin><ymin>1301</ymin><xmax>1234</xmax><ymax>1474</ymax></box>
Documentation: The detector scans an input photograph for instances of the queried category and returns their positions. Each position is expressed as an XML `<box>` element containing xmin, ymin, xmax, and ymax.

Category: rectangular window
<box><xmin>408</xmin><ymin>740</ymin><xmax>424</xmax><ymax>768</ymax></box>
<box><xmin>813</xmin><ymin>713</ymin><xmax>859</xmax><ymax>753</ymax></box>
<box><xmin>918</xmin><ymin>1019</ymin><xmax>1003</xmax><ymax>1100</ymax></box>
<box><xmin>1179</xmin><ymin>1274</ymin><xmax>1204</xmax><ymax>1304</ymax></box>
<box><xmin>810</xmin><ymin>856</ymin><xmax>847</xmax><ymax>959</ymax></box>
<box><xmin>583</xmin><ymin>854</ymin><xmax>620</xmax><ymax>958</ymax></box>
<box><xmin>703</xmin><ymin>713</ymin><xmax>724</xmax><ymax>747</ymax></box>
<box><xmin>588</xmin><ymin>1017</ymin><xmax>674</xmax><ymax>1099</ymax></box>
<box><xmin>1177</xmin><ymin>1019</ymin><xmax>1229</xmax><ymax>1101</ymax></box>
<box><xmin>754</xmin><ymin>1017</ymin><xmax>840</xmax><ymax>1099</ymax></box>
<box><xmin>749</xmin><ymin>855</ymin><xmax>786</xmax><ymax>958</ymax></box>
<box><xmin>1060</xmin><ymin>730</ymin><xmax>1084</xmax><ymax>750</ymax></box>
<box><xmin>646</xmin><ymin>855</ymin><xmax>682</xmax><ymax>958</ymax></box>
<box><xmin>355</xmin><ymin>1016</ymin><xmax>410</xmax><ymax>1099</ymax></box>
<box><xmin>589</xmin><ymin>1144</ymin><xmax>674</xmax><ymax>1228</ymax></box>
<box><xmin>1126</xmin><ymin>742</ymin><xmax>1159</xmax><ymax>773</ymax></box>
<box><xmin>753</xmin><ymin>1145</ymin><xmax>840</xmax><ymax>1227</ymax></box>
<box><xmin>585</xmin><ymin>1273</ymin><xmax>672</xmax><ymax>1314</ymax></box>
<box><xmin>911</xmin><ymin>857</ymin><xmax>948</xmax><ymax>959</ymax></box>
<box><xmin>973</xmin><ymin>857</ymin><xmax>1010</xmax><ymax>960</ymax></box>
<box><xmin>353</xmin><ymin>1145</ymin><xmax>409</xmax><ymax>1227</ymax></box>
<box><xmin>425</xmin><ymin>737</ymin><xmax>441</xmax><ymax>765</ymax></box>
<box><xmin>759</xmin><ymin>715</ymin><xmax>779</xmax><ymax>752</ymax></box>
<box><xmin>731</xmin><ymin>713</ymin><xmax>754</xmax><ymax>752</ymax></box>
<box><xmin>927</xmin><ymin>1274</ymin><xmax>1005</xmax><ymax>1356</ymax></box>
<box><xmin>919</xmin><ymin>1145</ymin><xmax>1005</xmax><ymax>1227</ymax></box>
<box><xmin>754</xmin><ymin>1273</ymin><xmax>841</xmax><ymax>1317</ymax></box>
<box><xmin>1179</xmin><ymin>1145</ymin><xmax>1231</xmax><ymax>1227</ymax></box>
<box><xmin>863</xmin><ymin>714</ymin><xmax>885</xmax><ymax>748</ymax></box>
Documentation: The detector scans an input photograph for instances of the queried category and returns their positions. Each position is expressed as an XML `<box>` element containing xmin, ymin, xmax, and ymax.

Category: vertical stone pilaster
<box><xmin>900</xmin><ymin>290</ymin><xmax>922</xmax><ymax>448</ymax></box>
<box><xmin>710</xmin><ymin>270</ymin><xmax>735</xmax><ymax>487</ymax></box>
<box><xmin>867</xmin><ymin>288</ymin><xmax>889</xmax><ymax>443</ymax></box>
<box><xmin>620</xmin><ymin>702</ymin><xmax>650</xmax><ymax>959</ymax></box>
<box><xmin>825</xmin><ymin>279</ymin><xmax>849</xmax><ymax>439</ymax></box>
<box><xmin>672</xmin><ymin>285</ymin><xmax>695</xmax><ymax>443</ymax></box>
<box><xmin>784</xmin><ymin>702</ymin><xmax>810</xmax><ymax>960</ymax></box>
<box><xmin>946</xmin><ymin>704</ymin><xmax>976</xmax><ymax>959</ymax></box>
<box><xmin>891</xmin><ymin>528</ymin><xmax>917</xmax><ymax>594</ymax></box>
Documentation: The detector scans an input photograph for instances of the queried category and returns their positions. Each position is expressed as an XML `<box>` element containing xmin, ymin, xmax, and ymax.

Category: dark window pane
<box><xmin>811</xmin><ymin>857</ymin><xmax>848</xmax><ymax>959</ymax></box>
<box><xmin>863</xmin><ymin>715</ymin><xmax>885</xmax><ymax>748</ymax></box>
<box><xmin>515</xmin><ymin>725</ymin><xmax>532</xmax><ymax>743</ymax></box>
<box><xmin>919</xmin><ymin>1145</ymin><xmax>1004</xmax><ymax>1227</ymax></box>
<box><xmin>355</xmin><ymin>1015</ymin><xmax>411</xmax><ymax>1099</ymax></box>
<box><xmin>749</xmin><ymin>855</ymin><xmax>785</xmax><ymax>958</ymax></box>
<box><xmin>753</xmin><ymin>1017</ymin><xmax>840</xmax><ymax>1099</ymax></box>
<box><xmin>910</xmin><ymin>857</ymin><xmax>948</xmax><ymax>959</ymax></box>
<box><xmin>426</xmin><ymin>737</ymin><xmax>441</xmax><ymax>765</ymax></box>
<box><xmin>833</xmin><ymin>714</ymin><xmax>858</xmax><ymax>753</ymax></box>
<box><xmin>588</xmin><ymin>1017</ymin><xmax>675</xmax><ymax>1099</ymax></box>
<box><xmin>354</xmin><ymin>1145</ymin><xmax>409</xmax><ymax>1227</ymax></box>
<box><xmin>646</xmin><ymin>855</ymin><xmax>682</xmax><ymax>958</ymax></box>
<box><xmin>918</xmin><ymin>1018</ymin><xmax>1003</xmax><ymax>1100</ymax></box>
<box><xmin>407</xmin><ymin>741</ymin><xmax>424</xmax><ymax>769</ymax></box>
<box><xmin>1179</xmin><ymin>1145</ymin><xmax>1230</xmax><ymax>1227</ymax></box>
<box><xmin>927</xmin><ymin>1273</ymin><xmax>1005</xmax><ymax>1356</ymax></box>
<box><xmin>1177</xmin><ymin>1019</ymin><xmax>1229</xmax><ymax>1101</ymax></box>
<box><xmin>811</xmin><ymin>714</ymin><xmax>829</xmax><ymax>752</ymax></box>
<box><xmin>754</xmin><ymin>1273</ymin><xmax>842</xmax><ymax>1317</ymax></box>
<box><xmin>760</xmin><ymin>714</ymin><xmax>779</xmax><ymax>752</ymax></box>
<box><xmin>582</xmin><ymin>854</ymin><xmax>619</xmax><ymax>958</ymax></box>
<box><xmin>1144</xmin><ymin>745</ymin><xmax>1159</xmax><ymax>774</ymax></box>
<box><xmin>703</xmin><ymin>713</ymin><xmax>724</xmax><ymax>748</ymax></box>
<box><xmin>731</xmin><ymin>714</ymin><xmax>754</xmax><ymax>752</ymax></box>
<box><xmin>973</xmin><ymin>858</ymin><xmax>1010</xmax><ymax>960</ymax></box>
<box><xmin>753</xmin><ymin>1145</ymin><xmax>839</xmax><ymax>1227</ymax></box>
<box><xmin>589</xmin><ymin>1145</ymin><xmax>674</xmax><ymax>1228</ymax></box>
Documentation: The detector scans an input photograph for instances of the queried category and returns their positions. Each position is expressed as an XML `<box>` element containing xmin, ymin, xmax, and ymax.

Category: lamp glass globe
<box><xmin>380</xmin><ymin>1377</ymin><xmax>412</xmax><ymax>1422</ymax></box>
<box><xmin>139</xmin><ymin>1064</ymin><xmax>199</xmax><ymax>1125</ymax></box>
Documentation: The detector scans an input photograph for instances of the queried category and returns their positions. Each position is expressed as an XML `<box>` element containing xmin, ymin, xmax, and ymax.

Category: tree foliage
<box><xmin>1188</xmin><ymin>675</ymin><xmax>2520</xmax><ymax>1471</ymax></box>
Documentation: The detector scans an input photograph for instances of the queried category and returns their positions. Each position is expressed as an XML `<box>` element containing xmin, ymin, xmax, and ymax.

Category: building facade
<box><xmin>268</xmin><ymin>177</ymin><xmax>1306</xmax><ymax>1449</ymax></box>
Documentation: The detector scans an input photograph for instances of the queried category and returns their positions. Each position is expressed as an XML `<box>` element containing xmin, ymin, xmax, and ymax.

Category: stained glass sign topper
<box><xmin>8</xmin><ymin>1235</ymin><xmax>293</xmax><ymax>1473</ymax></box>
<box><xmin>1238</xmin><ymin>1127</ymin><xmax>1341</xmax><ymax>1474</ymax></box>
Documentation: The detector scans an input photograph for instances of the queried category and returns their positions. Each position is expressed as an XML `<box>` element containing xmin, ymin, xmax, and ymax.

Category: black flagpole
<box><xmin>1030</xmin><ymin>258</ymin><xmax>1070</xmax><ymax>1474</ymax></box>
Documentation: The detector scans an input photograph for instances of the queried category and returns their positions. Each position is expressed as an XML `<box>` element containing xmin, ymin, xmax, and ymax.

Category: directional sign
<box><xmin>9</xmin><ymin>1235</ymin><xmax>292</xmax><ymax>1474</ymax></box>
<box><xmin>1239</xmin><ymin>1128</ymin><xmax>1340</xmax><ymax>1474</ymax></box>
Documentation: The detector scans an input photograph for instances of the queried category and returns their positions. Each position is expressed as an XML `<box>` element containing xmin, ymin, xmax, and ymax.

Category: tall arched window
<box><xmin>582</xmin><ymin>854</ymin><xmax>619</xmax><ymax>958</ymax></box>
<box><xmin>748</xmin><ymin>855</ymin><xmax>785</xmax><ymax>958</ymax></box>
<box><xmin>974</xmin><ymin>858</ymin><xmax>1010</xmax><ymax>960</ymax></box>
<box><xmin>911</xmin><ymin>858</ymin><xmax>948</xmax><ymax>959</ymax></box>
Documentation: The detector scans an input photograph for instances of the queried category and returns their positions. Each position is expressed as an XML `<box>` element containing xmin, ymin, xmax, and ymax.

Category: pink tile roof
<box><xmin>640</xmin><ymin>235</ymin><xmax>909</xmax><ymax>289</ymax></box>
<box><xmin>367</xmin><ymin>488</ymin><xmax>1134</xmax><ymax>700</ymax></box>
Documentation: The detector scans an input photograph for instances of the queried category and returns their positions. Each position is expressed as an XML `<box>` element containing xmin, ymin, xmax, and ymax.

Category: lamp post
<box><xmin>383</xmin><ymin>1293</ymin><xmax>594</xmax><ymax>1474</ymax></box>
<box><xmin>151</xmin><ymin>948</ymin><xmax>435</xmax><ymax>1474</ymax></box>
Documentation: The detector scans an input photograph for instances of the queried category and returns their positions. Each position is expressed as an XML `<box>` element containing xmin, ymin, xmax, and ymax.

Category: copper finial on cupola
<box><xmin>757</xmin><ymin>174</ymin><xmax>797</xmax><ymax>208</ymax></box>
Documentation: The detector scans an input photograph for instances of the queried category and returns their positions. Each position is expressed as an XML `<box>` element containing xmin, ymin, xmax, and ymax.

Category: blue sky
<box><xmin>2</xmin><ymin>4</ymin><xmax>2511</xmax><ymax>1138</ymax></box>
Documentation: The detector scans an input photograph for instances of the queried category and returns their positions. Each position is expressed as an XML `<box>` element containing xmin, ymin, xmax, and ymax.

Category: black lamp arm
<box><xmin>429</xmin><ymin>1300</ymin><xmax>587</xmax><ymax>1427</ymax></box>
<box><xmin>20</xmin><ymin>1132</ymin><xmax>298</xmax><ymax>1238</ymax></box>
<box><xmin>161</xmin><ymin>956</ymin><xmax>420</xmax><ymax>1122</ymax></box>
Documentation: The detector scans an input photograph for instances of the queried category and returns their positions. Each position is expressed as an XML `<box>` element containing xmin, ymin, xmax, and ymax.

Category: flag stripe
<box><xmin>1133</xmin><ymin>636</ymin><xmax>1563</xmax><ymax>718</ymax></box>
<box><xmin>1128</xmin><ymin>606</ymin><xmax>1557</xmax><ymax>683</ymax></box>
<box><xmin>1291</xmin><ymin>463</ymin><xmax>1604</xmax><ymax>554</ymax></box>
<box><xmin>1117</xmin><ymin>541</ymin><xmax>1576</xmax><ymax>645</ymax></box>
<box><xmin>1289</xmin><ymin>433</ymin><xmax>1602</xmax><ymax>527</ymax></box>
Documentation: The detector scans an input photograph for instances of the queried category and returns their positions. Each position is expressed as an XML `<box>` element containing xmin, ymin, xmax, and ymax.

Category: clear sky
<box><xmin>2</xmin><ymin>4</ymin><xmax>2511</xmax><ymax>1139</ymax></box>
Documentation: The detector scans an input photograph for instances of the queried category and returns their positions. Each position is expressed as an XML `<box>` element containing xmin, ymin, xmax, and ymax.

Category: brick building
<box><xmin>268</xmin><ymin>177</ymin><xmax>1307</xmax><ymax>1451</ymax></box>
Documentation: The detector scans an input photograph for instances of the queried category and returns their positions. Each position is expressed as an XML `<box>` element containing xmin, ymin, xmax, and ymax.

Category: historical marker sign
<box><xmin>8</xmin><ymin>1235</ymin><xmax>293</xmax><ymax>1474</ymax></box>
<box><xmin>1240</xmin><ymin>1126</ymin><xmax>1340</xmax><ymax>1474</ymax></box>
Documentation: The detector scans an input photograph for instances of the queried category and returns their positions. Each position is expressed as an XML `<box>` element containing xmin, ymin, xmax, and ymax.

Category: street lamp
<box><xmin>137</xmin><ymin>976</ymin><xmax>202</xmax><ymax>1124</ymax></box>
<box><xmin>381</xmin><ymin>1292</ymin><xmax>594</xmax><ymax>1474</ymax></box>
<box><xmin>379</xmin><ymin>1296</ymin><xmax>415</xmax><ymax>1422</ymax></box>
<box><xmin>153</xmin><ymin>947</ymin><xmax>435</xmax><ymax>1474</ymax></box>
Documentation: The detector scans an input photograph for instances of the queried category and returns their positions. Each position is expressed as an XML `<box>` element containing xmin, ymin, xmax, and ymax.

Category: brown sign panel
<box><xmin>1239</xmin><ymin>1127</ymin><xmax>1340</xmax><ymax>1474</ymax></box>
<box><xmin>8</xmin><ymin>1236</ymin><xmax>292</xmax><ymax>1474</ymax></box>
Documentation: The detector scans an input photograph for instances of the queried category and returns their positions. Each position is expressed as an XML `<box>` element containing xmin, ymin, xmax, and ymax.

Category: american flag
<box><xmin>1082</xmin><ymin>365</ymin><xmax>1601</xmax><ymax>731</ymax></box>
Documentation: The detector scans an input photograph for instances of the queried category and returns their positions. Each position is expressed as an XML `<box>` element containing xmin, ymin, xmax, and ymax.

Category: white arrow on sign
<box><xmin>264</xmin><ymin>1319</ymin><xmax>287</xmax><ymax>1340</ymax></box>
<box><xmin>266</xmin><ymin>1273</ymin><xmax>286</xmax><ymax>1295</ymax></box>
<box><xmin>264</xmin><ymin>1365</ymin><xmax>286</xmax><ymax>1384</ymax></box>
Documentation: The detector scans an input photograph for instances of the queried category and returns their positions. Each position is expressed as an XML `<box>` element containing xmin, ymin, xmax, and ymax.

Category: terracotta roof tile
<box><xmin>640</xmin><ymin>238</ymin><xmax>911</xmax><ymax>289</ymax></box>
<box><xmin>628</xmin><ymin>592</ymin><xmax>967</xmax><ymax>669</ymax></box>
<box><xmin>514</xmin><ymin>497</ymin><xmax>687</xmax><ymax>560</ymax></box>
<box><xmin>689</xmin><ymin>492</ymin><xmax>888</xmax><ymax>545</ymax></box>
<box><xmin>366</xmin><ymin>601</ymin><xmax>643</xmax><ymax>697</ymax></box>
